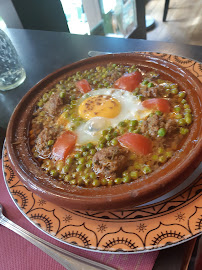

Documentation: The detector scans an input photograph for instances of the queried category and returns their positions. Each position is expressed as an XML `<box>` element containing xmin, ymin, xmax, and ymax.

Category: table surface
<box><xmin>0</xmin><ymin>28</ymin><xmax>202</xmax><ymax>130</ymax></box>
<box><xmin>0</xmin><ymin>28</ymin><xmax>202</xmax><ymax>269</ymax></box>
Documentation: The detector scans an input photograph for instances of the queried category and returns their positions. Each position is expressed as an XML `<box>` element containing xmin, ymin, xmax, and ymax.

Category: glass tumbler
<box><xmin>0</xmin><ymin>29</ymin><xmax>26</xmax><ymax>91</ymax></box>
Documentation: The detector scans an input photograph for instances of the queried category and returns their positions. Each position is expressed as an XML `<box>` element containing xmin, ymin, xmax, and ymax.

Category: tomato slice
<box><xmin>76</xmin><ymin>79</ymin><xmax>91</xmax><ymax>93</ymax></box>
<box><xmin>118</xmin><ymin>133</ymin><xmax>152</xmax><ymax>155</ymax></box>
<box><xmin>114</xmin><ymin>71</ymin><xmax>142</xmax><ymax>92</ymax></box>
<box><xmin>142</xmin><ymin>98</ymin><xmax>171</xmax><ymax>113</ymax></box>
<box><xmin>52</xmin><ymin>131</ymin><xmax>77</xmax><ymax>160</ymax></box>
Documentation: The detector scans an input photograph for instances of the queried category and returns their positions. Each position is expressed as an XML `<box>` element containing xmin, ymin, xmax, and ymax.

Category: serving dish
<box><xmin>6</xmin><ymin>52</ymin><xmax>202</xmax><ymax>210</ymax></box>
<box><xmin>3</xmin><ymin>145</ymin><xmax>202</xmax><ymax>253</ymax></box>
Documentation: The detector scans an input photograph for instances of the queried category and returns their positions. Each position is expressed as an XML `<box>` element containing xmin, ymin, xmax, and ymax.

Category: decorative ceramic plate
<box><xmin>3</xmin><ymin>53</ymin><xmax>202</xmax><ymax>253</ymax></box>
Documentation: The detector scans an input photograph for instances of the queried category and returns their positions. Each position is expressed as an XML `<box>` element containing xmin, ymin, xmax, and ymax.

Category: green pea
<box><xmin>70</xmin><ymin>179</ymin><xmax>77</xmax><ymax>185</ymax></box>
<box><xmin>43</xmin><ymin>93</ymin><xmax>49</xmax><ymax>102</ymax></box>
<box><xmin>101</xmin><ymin>130</ymin><xmax>108</xmax><ymax>136</ymax></box>
<box><xmin>178</xmin><ymin>118</ymin><xmax>186</xmax><ymax>126</ymax></box>
<box><xmin>111</xmin><ymin>138</ymin><xmax>118</xmax><ymax>146</ymax></box>
<box><xmin>59</xmin><ymin>91</ymin><xmax>66</xmax><ymax>98</ymax></box>
<box><xmin>142</xmin><ymin>166</ymin><xmax>151</xmax><ymax>174</ymax></box>
<box><xmin>128</xmin><ymin>127</ymin><xmax>135</xmax><ymax>133</ymax></box>
<box><xmin>99</xmin><ymin>137</ymin><xmax>107</xmax><ymax>144</ymax></box>
<box><xmin>64</xmin><ymin>175</ymin><xmax>71</xmax><ymax>182</ymax></box>
<box><xmin>147</xmin><ymin>82</ymin><xmax>154</xmax><ymax>88</ymax></box>
<box><xmin>107</xmin><ymin>126</ymin><xmax>114</xmax><ymax>133</ymax></box>
<box><xmin>107</xmin><ymin>180</ymin><xmax>113</xmax><ymax>186</ymax></box>
<box><xmin>92</xmin><ymin>179</ymin><xmax>100</xmax><ymax>187</ymax></box>
<box><xmin>50</xmin><ymin>170</ymin><xmax>58</xmax><ymax>177</ymax></box>
<box><xmin>122</xmin><ymin>171</ymin><xmax>129</xmax><ymax>177</ymax></box>
<box><xmin>122</xmin><ymin>176</ymin><xmax>131</xmax><ymax>183</ymax></box>
<box><xmin>179</xmin><ymin>91</ymin><xmax>186</xmax><ymax>98</ymax></box>
<box><xmin>184</xmin><ymin>108</ymin><xmax>192</xmax><ymax>113</ymax></box>
<box><xmin>62</xmin><ymin>165</ymin><xmax>69</xmax><ymax>174</ymax></box>
<box><xmin>129</xmin><ymin>120</ymin><xmax>138</xmax><ymax>127</ymax></box>
<box><xmin>152</xmin><ymin>155</ymin><xmax>158</xmax><ymax>161</ymax></box>
<box><xmin>37</xmin><ymin>100</ymin><xmax>43</xmax><ymax>107</ymax></box>
<box><xmin>47</xmin><ymin>140</ymin><xmax>54</xmax><ymax>146</ymax></box>
<box><xmin>77</xmin><ymin>179</ymin><xmax>84</xmax><ymax>186</ymax></box>
<box><xmin>180</xmin><ymin>127</ymin><xmax>189</xmax><ymax>135</ymax></box>
<box><xmin>90</xmin><ymin>149</ymin><xmax>96</xmax><ymax>155</ymax></box>
<box><xmin>86</xmin><ymin>142</ymin><xmax>94</xmax><ymax>149</ymax></box>
<box><xmin>78</xmin><ymin>157</ymin><xmax>85</xmax><ymax>164</ymax></box>
<box><xmin>118</xmin><ymin>121</ymin><xmax>127</xmax><ymax>127</ymax></box>
<box><xmin>101</xmin><ymin>178</ymin><xmax>108</xmax><ymax>186</ymax></box>
<box><xmin>170</xmin><ymin>84</ymin><xmax>177</xmax><ymax>89</ymax></box>
<box><xmin>105</xmin><ymin>134</ymin><xmax>112</xmax><ymax>141</ymax></box>
<box><xmin>114</xmin><ymin>178</ymin><xmax>122</xmax><ymax>185</ymax></box>
<box><xmin>99</xmin><ymin>143</ymin><xmax>105</xmax><ymax>149</ymax></box>
<box><xmin>76</xmin><ymin>164</ymin><xmax>84</xmax><ymax>172</ymax></box>
<box><xmin>175</xmin><ymin>113</ymin><xmax>183</xmax><ymax>119</ymax></box>
<box><xmin>90</xmin><ymin>172</ymin><xmax>96</xmax><ymax>179</ymax></box>
<box><xmin>81</xmin><ymin>145</ymin><xmax>87</xmax><ymax>152</ymax></box>
<box><xmin>159</xmin><ymin>155</ymin><xmax>167</xmax><ymax>163</ymax></box>
<box><xmin>155</xmin><ymin>110</ymin><xmax>162</xmax><ymax>116</ymax></box>
<box><xmin>84</xmin><ymin>179</ymin><xmax>92</xmax><ymax>186</ymax></box>
<box><xmin>113</xmin><ymin>131</ymin><xmax>119</xmax><ymax>137</ymax></box>
<box><xmin>130</xmin><ymin>171</ymin><xmax>138</xmax><ymax>179</ymax></box>
<box><xmin>171</xmin><ymin>88</ymin><xmax>178</xmax><ymax>94</ymax></box>
<box><xmin>66</xmin><ymin>157</ymin><xmax>73</xmax><ymax>165</ymax></box>
<box><xmin>40</xmin><ymin>111</ymin><xmax>45</xmax><ymax>116</ymax></box>
<box><xmin>158</xmin><ymin>128</ymin><xmax>166</xmax><ymax>137</ymax></box>
<box><xmin>174</xmin><ymin>106</ymin><xmax>181</xmax><ymax>112</ymax></box>
<box><xmin>64</xmin><ymin>112</ymin><xmax>69</xmax><ymax>119</ymax></box>
<box><xmin>181</xmin><ymin>99</ymin><xmax>187</xmax><ymax>104</ymax></box>
<box><xmin>142</xmin><ymin>80</ymin><xmax>149</xmax><ymax>85</ymax></box>
<box><xmin>133</xmin><ymin>128</ymin><xmax>141</xmax><ymax>134</ymax></box>
<box><xmin>166</xmin><ymin>151</ymin><xmax>173</xmax><ymax>158</ymax></box>
<box><xmin>72</xmin><ymin>172</ymin><xmax>77</xmax><ymax>179</ymax></box>
<box><xmin>185</xmin><ymin>114</ymin><xmax>192</xmax><ymax>124</ymax></box>
<box><xmin>158</xmin><ymin>147</ymin><xmax>164</xmax><ymax>154</ymax></box>
<box><xmin>184</xmin><ymin>104</ymin><xmax>190</xmax><ymax>109</ymax></box>
<box><xmin>137</xmin><ymin>95</ymin><xmax>143</xmax><ymax>101</ymax></box>
<box><xmin>86</xmin><ymin>160</ymin><xmax>92</xmax><ymax>168</ymax></box>
<box><xmin>75</xmin><ymin>153</ymin><xmax>82</xmax><ymax>159</ymax></box>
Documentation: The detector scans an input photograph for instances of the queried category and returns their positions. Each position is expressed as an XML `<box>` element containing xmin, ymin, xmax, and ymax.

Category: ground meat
<box><xmin>139</xmin><ymin>85</ymin><xmax>164</xmax><ymax>98</ymax></box>
<box><xmin>43</xmin><ymin>92</ymin><xmax>63</xmax><ymax>116</ymax></box>
<box><xmin>140</xmin><ymin>114</ymin><xmax>178</xmax><ymax>137</ymax></box>
<box><xmin>35</xmin><ymin>127</ymin><xmax>58</xmax><ymax>158</ymax></box>
<box><xmin>92</xmin><ymin>146</ymin><xmax>129</xmax><ymax>179</ymax></box>
<box><xmin>165</xmin><ymin>118</ymin><xmax>178</xmax><ymax>134</ymax></box>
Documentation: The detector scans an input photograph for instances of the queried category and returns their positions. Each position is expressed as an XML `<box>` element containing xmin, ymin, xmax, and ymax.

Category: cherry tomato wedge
<box><xmin>114</xmin><ymin>71</ymin><xmax>142</xmax><ymax>92</ymax></box>
<box><xmin>118</xmin><ymin>133</ymin><xmax>152</xmax><ymax>155</ymax></box>
<box><xmin>76</xmin><ymin>79</ymin><xmax>91</xmax><ymax>93</ymax></box>
<box><xmin>52</xmin><ymin>131</ymin><xmax>77</xmax><ymax>160</ymax></box>
<box><xmin>142</xmin><ymin>98</ymin><xmax>171</xmax><ymax>113</ymax></box>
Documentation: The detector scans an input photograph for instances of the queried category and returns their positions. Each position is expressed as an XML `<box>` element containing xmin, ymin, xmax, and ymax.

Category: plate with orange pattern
<box><xmin>3</xmin><ymin>53</ymin><xmax>202</xmax><ymax>253</ymax></box>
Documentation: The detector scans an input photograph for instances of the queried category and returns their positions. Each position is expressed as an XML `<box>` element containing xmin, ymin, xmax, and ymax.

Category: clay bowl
<box><xmin>6</xmin><ymin>53</ymin><xmax>202</xmax><ymax>210</ymax></box>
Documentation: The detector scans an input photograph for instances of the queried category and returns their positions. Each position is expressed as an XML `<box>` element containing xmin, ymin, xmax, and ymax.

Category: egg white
<box><xmin>75</xmin><ymin>88</ymin><xmax>151</xmax><ymax>145</ymax></box>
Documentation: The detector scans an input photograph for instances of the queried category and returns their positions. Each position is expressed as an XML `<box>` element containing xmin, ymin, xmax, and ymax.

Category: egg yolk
<box><xmin>78</xmin><ymin>95</ymin><xmax>121</xmax><ymax>120</ymax></box>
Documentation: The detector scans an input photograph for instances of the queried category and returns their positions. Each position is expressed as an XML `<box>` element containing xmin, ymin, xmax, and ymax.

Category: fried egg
<box><xmin>73</xmin><ymin>88</ymin><xmax>152</xmax><ymax>145</ymax></box>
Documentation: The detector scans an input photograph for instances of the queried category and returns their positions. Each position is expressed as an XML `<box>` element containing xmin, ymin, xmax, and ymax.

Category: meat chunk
<box><xmin>43</xmin><ymin>92</ymin><xmax>63</xmax><ymax>116</ymax></box>
<box><xmin>139</xmin><ymin>85</ymin><xmax>164</xmax><ymax>98</ymax></box>
<box><xmin>35</xmin><ymin>127</ymin><xmax>58</xmax><ymax>158</ymax></box>
<box><xmin>140</xmin><ymin>114</ymin><xmax>178</xmax><ymax>137</ymax></box>
<box><xmin>92</xmin><ymin>146</ymin><xmax>129</xmax><ymax>179</ymax></box>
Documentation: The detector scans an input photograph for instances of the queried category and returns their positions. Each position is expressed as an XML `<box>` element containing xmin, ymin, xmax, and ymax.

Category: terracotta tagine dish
<box><xmin>6</xmin><ymin>53</ymin><xmax>202</xmax><ymax>210</ymax></box>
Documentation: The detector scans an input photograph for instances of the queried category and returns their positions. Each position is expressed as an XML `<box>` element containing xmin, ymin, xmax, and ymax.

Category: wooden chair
<box><xmin>11</xmin><ymin>0</ymin><xmax>69</xmax><ymax>32</ymax></box>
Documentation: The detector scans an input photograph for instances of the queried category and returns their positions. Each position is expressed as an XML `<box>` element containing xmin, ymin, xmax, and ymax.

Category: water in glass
<box><xmin>0</xmin><ymin>29</ymin><xmax>26</xmax><ymax>91</ymax></box>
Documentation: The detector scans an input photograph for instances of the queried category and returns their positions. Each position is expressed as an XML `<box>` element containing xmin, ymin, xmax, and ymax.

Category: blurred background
<box><xmin>0</xmin><ymin>0</ymin><xmax>202</xmax><ymax>44</ymax></box>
